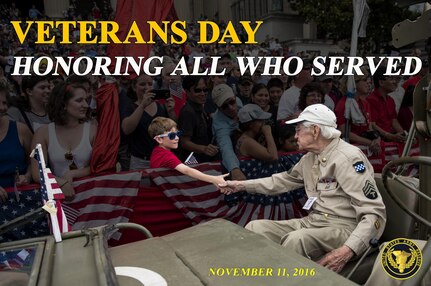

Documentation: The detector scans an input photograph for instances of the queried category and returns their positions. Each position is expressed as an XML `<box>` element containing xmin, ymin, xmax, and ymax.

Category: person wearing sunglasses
<box><xmin>211</xmin><ymin>83</ymin><xmax>247</xmax><ymax>181</ymax></box>
<box><xmin>31</xmin><ymin>82</ymin><xmax>97</xmax><ymax>201</ymax></box>
<box><xmin>178</xmin><ymin>76</ymin><xmax>219</xmax><ymax>163</ymax></box>
<box><xmin>149</xmin><ymin>117</ymin><xmax>227</xmax><ymax>187</ymax></box>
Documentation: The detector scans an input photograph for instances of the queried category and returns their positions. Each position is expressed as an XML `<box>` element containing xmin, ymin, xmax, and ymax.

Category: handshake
<box><xmin>217</xmin><ymin>180</ymin><xmax>245</xmax><ymax>195</ymax></box>
<box><xmin>210</xmin><ymin>174</ymin><xmax>244</xmax><ymax>195</ymax></box>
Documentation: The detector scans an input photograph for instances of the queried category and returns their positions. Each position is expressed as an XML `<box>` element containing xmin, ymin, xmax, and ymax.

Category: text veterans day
<box><xmin>11</xmin><ymin>20</ymin><xmax>263</xmax><ymax>44</ymax></box>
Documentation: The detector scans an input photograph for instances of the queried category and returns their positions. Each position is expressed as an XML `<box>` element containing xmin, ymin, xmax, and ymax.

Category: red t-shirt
<box><xmin>157</xmin><ymin>90</ymin><xmax>187</xmax><ymax>118</ymax></box>
<box><xmin>150</xmin><ymin>146</ymin><xmax>182</xmax><ymax>169</ymax></box>
<box><xmin>335</xmin><ymin>96</ymin><xmax>371</xmax><ymax>136</ymax></box>
<box><xmin>402</xmin><ymin>75</ymin><xmax>421</xmax><ymax>90</ymax></box>
<box><xmin>366</xmin><ymin>89</ymin><xmax>397</xmax><ymax>133</ymax></box>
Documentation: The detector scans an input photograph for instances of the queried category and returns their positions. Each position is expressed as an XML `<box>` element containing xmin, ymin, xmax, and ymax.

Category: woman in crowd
<box><xmin>335</xmin><ymin>68</ymin><xmax>381</xmax><ymax>155</ymax></box>
<box><xmin>297</xmin><ymin>82</ymin><xmax>326</xmax><ymax>112</ymax></box>
<box><xmin>31</xmin><ymin>82</ymin><xmax>97</xmax><ymax>200</ymax></box>
<box><xmin>0</xmin><ymin>85</ymin><xmax>32</xmax><ymax>202</ymax></box>
<box><xmin>120</xmin><ymin>74</ymin><xmax>173</xmax><ymax>170</ymax></box>
<box><xmin>8</xmin><ymin>74</ymin><xmax>51</xmax><ymax>133</ymax></box>
<box><xmin>283</xmin><ymin>82</ymin><xmax>325</xmax><ymax>121</ymax></box>
<box><xmin>232</xmin><ymin>104</ymin><xmax>278</xmax><ymax>162</ymax></box>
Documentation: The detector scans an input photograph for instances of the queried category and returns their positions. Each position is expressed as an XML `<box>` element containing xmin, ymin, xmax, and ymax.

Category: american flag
<box><xmin>2</xmin><ymin>172</ymin><xmax>141</xmax><ymax>242</ymax></box>
<box><xmin>184</xmin><ymin>152</ymin><xmax>199</xmax><ymax>165</ymax></box>
<box><xmin>0</xmin><ymin>186</ymin><xmax>49</xmax><ymax>243</ymax></box>
<box><xmin>356</xmin><ymin>141</ymin><xmax>419</xmax><ymax>175</ymax></box>
<box><xmin>170</xmin><ymin>85</ymin><xmax>184</xmax><ymax>99</ymax></box>
<box><xmin>147</xmin><ymin>154</ymin><xmax>308</xmax><ymax>227</ymax></box>
<box><xmin>62</xmin><ymin>171</ymin><xmax>141</xmax><ymax>239</ymax></box>
<box><xmin>30</xmin><ymin>144</ymin><xmax>69</xmax><ymax>242</ymax></box>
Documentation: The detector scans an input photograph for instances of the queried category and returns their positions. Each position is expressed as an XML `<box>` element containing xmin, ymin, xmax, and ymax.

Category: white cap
<box><xmin>285</xmin><ymin>104</ymin><xmax>337</xmax><ymax>128</ymax></box>
<box><xmin>212</xmin><ymin>84</ymin><xmax>235</xmax><ymax>108</ymax></box>
<box><xmin>238</xmin><ymin>104</ymin><xmax>272</xmax><ymax>123</ymax></box>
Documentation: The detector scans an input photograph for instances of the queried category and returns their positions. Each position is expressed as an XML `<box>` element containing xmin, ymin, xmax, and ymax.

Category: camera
<box><xmin>151</xmin><ymin>89</ymin><xmax>170</xmax><ymax>100</ymax></box>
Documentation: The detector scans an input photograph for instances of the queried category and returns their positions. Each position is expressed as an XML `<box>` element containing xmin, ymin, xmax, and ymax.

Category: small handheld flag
<box><xmin>184</xmin><ymin>152</ymin><xmax>199</xmax><ymax>165</ymax></box>
<box><xmin>30</xmin><ymin>144</ymin><xmax>69</xmax><ymax>242</ymax></box>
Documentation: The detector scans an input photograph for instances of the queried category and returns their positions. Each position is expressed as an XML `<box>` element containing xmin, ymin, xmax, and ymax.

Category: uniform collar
<box><xmin>316</xmin><ymin>138</ymin><xmax>340</xmax><ymax>166</ymax></box>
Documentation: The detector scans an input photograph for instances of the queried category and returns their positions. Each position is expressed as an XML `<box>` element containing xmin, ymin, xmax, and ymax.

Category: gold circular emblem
<box><xmin>380</xmin><ymin>238</ymin><xmax>422</xmax><ymax>280</ymax></box>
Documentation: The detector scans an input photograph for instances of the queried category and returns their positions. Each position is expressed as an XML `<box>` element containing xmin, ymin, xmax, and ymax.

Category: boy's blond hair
<box><xmin>148</xmin><ymin>117</ymin><xmax>177</xmax><ymax>138</ymax></box>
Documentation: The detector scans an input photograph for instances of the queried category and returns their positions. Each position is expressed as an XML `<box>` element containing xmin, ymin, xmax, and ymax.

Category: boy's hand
<box><xmin>212</xmin><ymin>173</ymin><xmax>229</xmax><ymax>189</ymax></box>
<box><xmin>218</xmin><ymin>180</ymin><xmax>245</xmax><ymax>195</ymax></box>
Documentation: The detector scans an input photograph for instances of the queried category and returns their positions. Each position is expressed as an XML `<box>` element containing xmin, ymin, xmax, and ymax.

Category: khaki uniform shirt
<box><xmin>243</xmin><ymin>138</ymin><xmax>387</xmax><ymax>255</ymax></box>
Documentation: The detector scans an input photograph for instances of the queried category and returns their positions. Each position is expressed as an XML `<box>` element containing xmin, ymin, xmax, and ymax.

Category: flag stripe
<box><xmin>148</xmin><ymin>154</ymin><xmax>309</xmax><ymax>227</ymax></box>
<box><xmin>62</xmin><ymin>171</ymin><xmax>142</xmax><ymax>235</ymax></box>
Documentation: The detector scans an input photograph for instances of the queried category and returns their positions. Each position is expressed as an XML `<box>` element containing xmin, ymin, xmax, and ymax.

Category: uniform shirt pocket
<box><xmin>317</xmin><ymin>177</ymin><xmax>338</xmax><ymax>191</ymax></box>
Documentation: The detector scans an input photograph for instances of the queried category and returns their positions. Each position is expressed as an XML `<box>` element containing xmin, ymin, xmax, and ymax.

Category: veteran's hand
<box><xmin>218</xmin><ymin>180</ymin><xmax>245</xmax><ymax>195</ymax></box>
<box><xmin>318</xmin><ymin>245</ymin><xmax>354</xmax><ymax>273</ymax></box>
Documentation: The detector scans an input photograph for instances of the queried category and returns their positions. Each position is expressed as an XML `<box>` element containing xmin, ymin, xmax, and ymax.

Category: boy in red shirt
<box><xmin>149</xmin><ymin>117</ymin><xmax>227</xmax><ymax>187</ymax></box>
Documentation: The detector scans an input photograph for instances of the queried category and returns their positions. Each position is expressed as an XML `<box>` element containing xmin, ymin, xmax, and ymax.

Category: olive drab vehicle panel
<box><xmin>0</xmin><ymin>219</ymin><xmax>356</xmax><ymax>286</ymax></box>
<box><xmin>111</xmin><ymin>219</ymin><xmax>357</xmax><ymax>286</ymax></box>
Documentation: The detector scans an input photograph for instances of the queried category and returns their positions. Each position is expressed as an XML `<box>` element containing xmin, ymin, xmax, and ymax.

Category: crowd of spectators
<box><xmin>0</xmin><ymin>4</ymin><xmax>428</xmax><ymax>200</ymax></box>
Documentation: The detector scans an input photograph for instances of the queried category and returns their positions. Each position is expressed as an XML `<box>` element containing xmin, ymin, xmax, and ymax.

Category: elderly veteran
<box><xmin>220</xmin><ymin>103</ymin><xmax>386</xmax><ymax>273</ymax></box>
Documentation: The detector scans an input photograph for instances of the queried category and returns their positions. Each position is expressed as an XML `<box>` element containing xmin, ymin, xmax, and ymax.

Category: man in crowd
<box><xmin>212</xmin><ymin>83</ymin><xmax>246</xmax><ymax>180</ymax></box>
<box><xmin>367</xmin><ymin>67</ymin><xmax>406</xmax><ymax>142</ymax></box>
<box><xmin>277</xmin><ymin>60</ymin><xmax>314</xmax><ymax>121</ymax></box>
<box><xmin>220</xmin><ymin>104</ymin><xmax>386</xmax><ymax>273</ymax></box>
<box><xmin>178</xmin><ymin>75</ymin><xmax>218</xmax><ymax>163</ymax></box>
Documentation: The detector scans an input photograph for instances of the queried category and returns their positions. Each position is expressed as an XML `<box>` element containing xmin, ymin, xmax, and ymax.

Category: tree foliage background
<box><xmin>288</xmin><ymin>0</ymin><xmax>420</xmax><ymax>54</ymax></box>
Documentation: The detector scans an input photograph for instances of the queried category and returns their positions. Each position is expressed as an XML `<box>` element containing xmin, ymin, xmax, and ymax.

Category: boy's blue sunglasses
<box><xmin>158</xmin><ymin>131</ymin><xmax>183</xmax><ymax>140</ymax></box>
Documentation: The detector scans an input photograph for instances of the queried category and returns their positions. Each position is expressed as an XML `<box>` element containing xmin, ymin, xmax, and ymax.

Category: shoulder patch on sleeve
<box><xmin>363</xmin><ymin>180</ymin><xmax>378</xmax><ymax>200</ymax></box>
<box><xmin>353</xmin><ymin>161</ymin><xmax>366</xmax><ymax>173</ymax></box>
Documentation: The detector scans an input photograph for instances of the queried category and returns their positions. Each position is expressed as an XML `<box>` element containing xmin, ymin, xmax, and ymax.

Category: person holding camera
<box><xmin>120</xmin><ymin>74</ymin><xmax>173</xmax><ymax>170</ymax></box>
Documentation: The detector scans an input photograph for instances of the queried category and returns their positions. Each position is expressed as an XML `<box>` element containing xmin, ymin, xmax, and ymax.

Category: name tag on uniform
<box><xmin>303</xmin><ymin>197</ymin><xmax>317</xmax><ymax>210</ymax></box>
